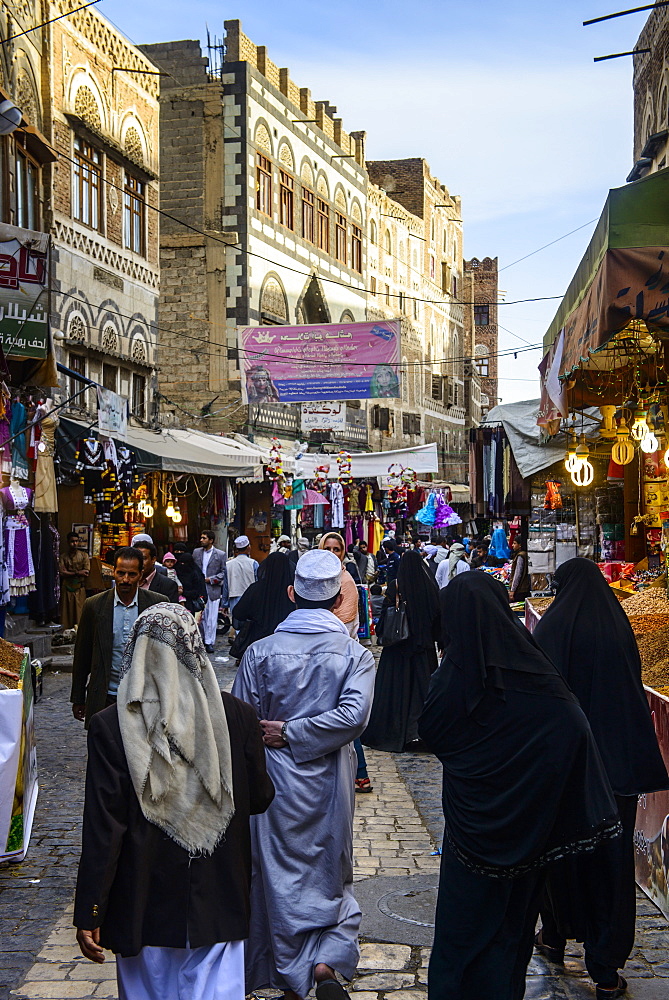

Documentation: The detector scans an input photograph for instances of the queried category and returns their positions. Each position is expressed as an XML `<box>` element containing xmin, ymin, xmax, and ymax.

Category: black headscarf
<box><xmin>419</xmin><ymin>572</ymin><xmax>621</xmax><ymax>877</ymax></box>
<box><xmin>174</xmin><ymin>551</ymin><xmax>206</xmax><ymax>601</ymax></box>
<box><xmin>534</xmin><ymin>558</ymin><xmax>669</xmax><ymax>796</ymax></box>
<box><xmin>232</xmin><ymin>551</ymin><xmax>295</xmax><ymax>642</ymax></box>
<box><xmin>385</xmin><ymin>549</ymin><xmax>440</xmax><ymax>652</ymax></box>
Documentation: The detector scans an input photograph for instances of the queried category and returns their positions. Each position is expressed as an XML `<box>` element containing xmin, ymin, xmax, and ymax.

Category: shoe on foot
<box><xmin>534</xmin><ymin>930</ymin><xmax>565</xmax><ymax>965</ymax></box>
<box><xmin>315</xmin><ymin>980</ymin><xmax>350</xmax><ymax>1000</ymax></box>
<box><xmin>596</xmin><ymin>975</ymin><xmax>627</xmax><ymax>999</ymax></box>
<box><xmin>205</xmin><ymin>643</ymin><xmax>215</xmax><ymax>653</ymax></box>
<box><xmin>355</xmin><ymin>777</ymin><xmax>373</xmax><ymax>793</ymax></box>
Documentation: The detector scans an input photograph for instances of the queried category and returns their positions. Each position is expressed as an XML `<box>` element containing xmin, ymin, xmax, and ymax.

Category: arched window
<box><xmin>384</xmin><ymin>229</ymin><xmax>392</xmax><ymax>254</ymax></box>
<box><xmin>370</xmin><ymin>219</ymin><xmax>377</xmax><ymax>244</ymax></box>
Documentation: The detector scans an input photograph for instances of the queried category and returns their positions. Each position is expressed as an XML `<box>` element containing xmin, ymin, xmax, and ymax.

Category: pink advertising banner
<box><xmin>239</xmin><ymin>320</ymin><xmax>400</xmax><ymax>404</ymax></box>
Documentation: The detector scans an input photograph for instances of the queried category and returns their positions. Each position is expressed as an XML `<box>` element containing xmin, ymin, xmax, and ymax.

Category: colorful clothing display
<box><xmin>2</xmin><ymin>484</ymin><xmax>35</xmax><ymax>595</ymax></box>
<box><xmin>34</xmin><ymin>410</ymin><xmax>59</xmax><ymax>513</ymax></box>
<box><xmin>10</xmin><ymin>400</ymin><xmax>29</xmax><ymax>481</ymax></box>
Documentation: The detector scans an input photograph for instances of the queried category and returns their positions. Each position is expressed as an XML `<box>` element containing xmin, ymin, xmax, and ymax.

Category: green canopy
<box><xmin>543</xmin><ymin>167</ymin><xmax>669</xmax><ymax>374</ymax></box>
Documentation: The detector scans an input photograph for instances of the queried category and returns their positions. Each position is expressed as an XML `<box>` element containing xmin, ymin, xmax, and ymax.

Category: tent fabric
<box><xmin>543</xmin><ymin>167</ymin><xmax>669</xmax><ymax>375</ymax></box>
<box><xmin>57</xmin><ymin>417</ymin><xmax>267</xmax><ymax>478</ymax></box>
<box><xmin>482</xmin><ymin>400</ymin><xmax>600</xmax><ymax>480</ymax></box>
<box><xmin>294</xmin><ymin>442</ymin><xmax>438</xmax><ymax>480</ymax></box>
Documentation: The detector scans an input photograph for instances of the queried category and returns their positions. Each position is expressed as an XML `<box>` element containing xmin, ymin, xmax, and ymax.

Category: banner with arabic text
<box><xmin>0</xmin><ymin>224</ymin><xmax>49</xmax><ymax>359</ymax></box>
<box><xmin>239</xmin><ymin>320</ymin><xmax>400</xmax><ymax>403</ymax></box>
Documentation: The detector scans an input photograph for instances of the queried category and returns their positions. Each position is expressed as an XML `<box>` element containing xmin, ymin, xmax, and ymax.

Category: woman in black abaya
<box><xmin>533</xmin><ymin>558</ymin><xmax>669</xmax><ymax>998</ymax></box>
<box><xmin>362</xmin><ymin>549</ymin><xmax>440</xmax><ymax>752</ymax></box>
<box><xmin>228</xmin><ymin>551</ymin><xmax>295</xmax><ymax>659</ymax></box>
<box><xmin>419</xmin><ymin>572</ymin><xmax>621</xmax><ymax>1000</ymax></box>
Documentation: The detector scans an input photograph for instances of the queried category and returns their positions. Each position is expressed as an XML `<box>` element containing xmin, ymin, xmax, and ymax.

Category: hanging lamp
<box><xmin>612</xmin><ymin>419</ymin><xmax>635</xmax><ymax>465</ymax></box>
<box><xmin>571</xmin><ymin>435</ymin><xmax>594</xmax><ymax>487</ymax></box>
<box><xmin>640</xmin><ymin>417</ymin><xmax>659</xmax><ymax>454</ymax></box>
<box><xmin>631</xmin><ymin>407</ymin><xmax>649</xmax><ymax>441</ymax></box>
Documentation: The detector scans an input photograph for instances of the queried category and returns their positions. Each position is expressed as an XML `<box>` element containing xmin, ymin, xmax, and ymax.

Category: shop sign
<box><xmin>239</xmin><ymin>320</ymin><xmax>400</xmax><ymax>403</ymax></box>
<box><xmin>301</xmin><ymin>401</ymin><xmax>347</xmax><ymax>432</ymax></box>
<box><xmin>0</xmin><ymin>653</ymin><xmax>38</xmax><ymax>863</ymax></box>
<box><xmin>635</xmin><ymin>688</ymin><xmax>669</xmax><ymax>920</ymax></box>
<box><xmin>97</xmin><ymin>387</ymin><xmax>128</xmax><ymax>441</ymax></box>
<box><xmin>0</xmin><ymin>224</ymin><xmax>49</xmax><ymax>359</ymax></box>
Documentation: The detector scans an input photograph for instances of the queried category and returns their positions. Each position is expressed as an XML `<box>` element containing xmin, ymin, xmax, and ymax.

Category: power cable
<box><xmin>0</xmin><ymin>0</ymin><xmax>103</xmax><ymax>45</ymax></box>
<box><xmin>498</xmin><ymin>219</ymin><xmax>599</xmax><ymax>272</ymax></box>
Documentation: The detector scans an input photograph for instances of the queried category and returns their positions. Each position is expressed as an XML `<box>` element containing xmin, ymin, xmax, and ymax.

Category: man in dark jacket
<box><xmin>74</xmin><ymin>604</ymin><xmax>274</xmax><ymax>1000</ymax></box>
<box><xmin>70</xmin><ymin>548</ymin><xmax>163</xmax><ymax>727</ymax></box>
<box><xmin>132</xmin><ymin>541</ymin><xmax>179</xmax><ymax>602</ymax></box>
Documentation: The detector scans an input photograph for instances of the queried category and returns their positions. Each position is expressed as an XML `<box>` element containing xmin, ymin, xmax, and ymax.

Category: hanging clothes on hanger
<box><xmin>329</xmin><ymin>482</ymin><xmax>344</xmax><ymax>528</ymax></box>
<box><xmin>10</xmin><ymin>399</ymin><xmax>29</xmax><ymax>481</ymax></box>
<box><xmin>2</xmin><ymin>484</ymin><xmax>35</xmax><ymax>595</ymax></box>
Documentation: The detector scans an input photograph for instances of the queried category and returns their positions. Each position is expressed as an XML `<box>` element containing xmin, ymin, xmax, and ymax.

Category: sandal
<box><xmin>355</xmin><ymin>777</ymin><xmax>373</xmax><ymax>793</ymax></box>
<box><xmin>596</xmin><ymin>975</ymin><xmax>627</xmax><ymax>999</ymax></box>
<box><xmin>534</xmin><ymin>930</ymin><xmax>565</xmax><ymax>965</ymax></box>
<box><xmin>315</xmin><ymin>980</ymin><xmax>350</xmax><ymax>1000</ymax></box>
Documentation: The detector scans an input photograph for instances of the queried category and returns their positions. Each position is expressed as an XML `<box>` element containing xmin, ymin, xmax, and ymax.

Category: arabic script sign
<box><xmin>301</xmin><ymin>401</ymin><xmax>347</xmax><ymax>431</ymax></box>
<box><xmin>239</xmin><ymin>320</ymin><xmax>400</xmax><ymax>404</ymax></box>
<box><xmin>0</xmin><ymin>225</ymin><xmax>49</xmax><ymax>359</ymax></box>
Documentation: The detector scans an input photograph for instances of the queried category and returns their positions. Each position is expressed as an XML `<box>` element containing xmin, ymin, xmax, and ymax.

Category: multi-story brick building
<box><xmin>46</xmin><ymin>1</ymin><xmax>160</xmax><ymax>422</ymax></box>
<box><xmin>463</xmin><ymin>256</ymin><xmax>499</xmax><ymax>417</ymax></box>
<box><xmin>0</xmin><ymin>2</ymin><xmax>55</xmax><ymax>252</ymax></box>
<box><xmin>629</xmin><ymin>3</ymin><xmax>669</xmax><ymax>180</ymax></box>
<box><xmin>143</xmin><ymin>21</ymin><xmax>369</xmax><ymax>448</ymax></box>
<box><xmin>365</xmin><ymin>159</ymin><xmax>469</xmax><ymax>481</ymax></box>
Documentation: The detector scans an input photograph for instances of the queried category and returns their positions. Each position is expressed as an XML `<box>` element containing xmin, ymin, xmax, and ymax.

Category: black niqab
<box><xmin>174</xmin><ymin>551</ymin><xmax>206</xmax><ymax>601</ymax></box>
<box><xmin>534</xmin><ymin>557</ymin><xmax>669</xmax><ymax>796</ymax></box>
<box><xmin>390</xmin><ymin>549</ymin><xmax>440</xmax><ymax>652</ymax></box>
<box><xmin>419</xmin><ymin>572</ymin><xmax>620</xmax><ymax>877</ymax></box>
<box><xmin>233</xmin><ymin>551</ymin><xmax>294</xmax><ymax>643</ymax></box>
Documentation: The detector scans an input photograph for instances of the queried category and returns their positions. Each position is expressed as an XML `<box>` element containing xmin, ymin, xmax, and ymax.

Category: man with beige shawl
<box><xmin>74</xmin><ymin>603</ymin><xmax>274</xmax><ymax>1000</ymax></box>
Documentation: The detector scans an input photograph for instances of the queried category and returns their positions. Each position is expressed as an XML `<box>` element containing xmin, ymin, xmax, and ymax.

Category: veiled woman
<box><xmin>362</xmin><ymin>550</ymin><xmax>440</xmax><ymax>752</ymax></box>
<box><xmin>419</xmin><ymin>572</ymin><xmax>621</xmax><ymax>1000</ymax></box>
<box><xmin>73</xmin><ymin>604</ymin><xmax>274</xmax><ymax>1000</ymax></box>
<box><xmin>230</xmin><ymin>552</ymin><xmax>295</xmax><ymax>659</ymax></box>
<box><xmin>318</xmin><ymin>532</ymin><xmax>360</xmax><ymax>638</ymax></box>
<box><xmin>533</xmin><ymin>559</ymin><xmax>669</xmax><ymax>999</ymax></box>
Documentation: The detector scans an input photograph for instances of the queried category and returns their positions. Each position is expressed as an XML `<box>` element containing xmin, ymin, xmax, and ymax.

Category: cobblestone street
<box><xmin>1</xmin><ymin>658</ymin><xmax>668</xmax><ymax>999</ymax></box>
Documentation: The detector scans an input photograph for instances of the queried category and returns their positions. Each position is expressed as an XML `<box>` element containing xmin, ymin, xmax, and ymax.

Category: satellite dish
<box><xmin>0</xmin><ymin>100</ymin><xmax>22</xmax><ymax>136</ymax></box>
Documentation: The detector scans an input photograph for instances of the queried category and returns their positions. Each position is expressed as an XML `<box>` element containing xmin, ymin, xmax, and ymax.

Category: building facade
<box><xmin>629</xmin><ymin>4</ymin><xmax>669</xmax><ymax>180</ymax></box>
<box><xmin>463</xmin><ymin>256</ymin><xmax>499</xmax><ymax>418</ymax></box>
<box><xmin>144</xmin><ymin>21</ymin><xmax>369</xmax><ymax>448</ymax></box>
<box><xmin>365</xmin><ymin>159</ymin><xmax>469</xmax><ymax>481</ymax></box>
<box><xmin>47</xmin><ymin>0</ymin><xmax>160</xmax><ymax>422</ymax></box>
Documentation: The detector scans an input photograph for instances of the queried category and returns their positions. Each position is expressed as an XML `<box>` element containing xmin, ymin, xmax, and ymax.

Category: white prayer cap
<box><xmin>234</xmin><ymin>535</ymin><xmax>250</xmax><ymax>548</ymax></box>
<box><xmin>294</xmin><ymin>550</ymin><xmax>342</xmax><ymax>601</ymax></box>
<box><xmin>278</xmin><ymin>534</ymin><xmax>291</xmax><ymax>546</ymax></box>
<box><xmin>131</xmin><ymin>532</ymin><xmax>153</xmax><ymax>546</ymax></box>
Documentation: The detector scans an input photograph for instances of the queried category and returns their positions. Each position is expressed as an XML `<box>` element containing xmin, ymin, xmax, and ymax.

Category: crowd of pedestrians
<box><xmin>67</xmin><ymin>526</ymin><xmax>669</xmax><ymax>1000</ymax></box>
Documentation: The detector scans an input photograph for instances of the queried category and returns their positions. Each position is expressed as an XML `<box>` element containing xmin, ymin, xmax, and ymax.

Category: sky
<box><xmin>104</xmin><ymin>0</ymin><xmax>650</xmax><ymax>402</ymax></box>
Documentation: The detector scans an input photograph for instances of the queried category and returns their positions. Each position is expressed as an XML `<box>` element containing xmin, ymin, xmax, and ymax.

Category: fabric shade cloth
<box><xmin>302</xmin><ymin>489</ymin><xmax>330</xmax><ymax>505</ymax></box>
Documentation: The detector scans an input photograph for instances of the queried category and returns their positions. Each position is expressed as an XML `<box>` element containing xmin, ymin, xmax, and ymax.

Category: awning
<box><xmin>58</xmin><ymin>417</ymin><xmax>268</xmax><ymax>478</ymax></box>
<box><xmin>483</xmin><ymin>399</ymin><xmax>601</xmax><ymax>479</ymax></box>
<box><xmin>295</xmin><ymin>442</ymin><xmax>438</xmax><ymax>479</ymax></box>
<box><xmin>542</xmin><ymin>167</ymin><xmax>669</xmax><ymax>377</ymax></box>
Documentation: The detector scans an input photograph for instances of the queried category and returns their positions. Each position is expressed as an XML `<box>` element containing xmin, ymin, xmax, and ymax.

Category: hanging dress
<box><xmin>2</xmin><ymin>485</ymin><xmax>35</xmax><ymax>595</ymax></box>
<box><xmin>34</xmin><ymin>410</ymin><xmax>59</xmax><ymax>513</ymax></box>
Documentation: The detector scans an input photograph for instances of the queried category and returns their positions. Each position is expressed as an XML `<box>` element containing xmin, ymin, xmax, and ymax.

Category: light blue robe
<box><xmin>231</xmin><ymin>611</ymin><xmax>375</xmax><ymax>997</ymax></box>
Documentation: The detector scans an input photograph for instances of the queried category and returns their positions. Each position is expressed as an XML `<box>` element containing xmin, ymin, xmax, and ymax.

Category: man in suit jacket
<box><xmin>132</xmin><ymin>541</ymin><xmax>179</xmax><ymax>602</ymax></box>
<box><xmin>71</xmin><ymin>548</ymin><xmax>163</xmax><ymax>727</ymax></box>
<box><xmin>193</xmin><ymin>530</ymin><xmax>228</xmax><ymax>652</ymax></box>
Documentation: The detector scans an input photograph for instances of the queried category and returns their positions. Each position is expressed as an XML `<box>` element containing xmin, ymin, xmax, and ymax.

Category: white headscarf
<box><xmin>117</xmin><ymin>604</ymin><xmax>235</xmax><ymax>855</ymax></box>
<box><xmin>448</xmin><ymin>543</ymin><xmax>468</xmax><ymax>581</ymax></box>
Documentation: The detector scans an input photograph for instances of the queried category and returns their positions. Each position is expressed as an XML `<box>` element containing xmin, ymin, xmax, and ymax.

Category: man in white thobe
<box><xmin>225</xmin><ymin>535</ymin><xmax>258</xmax><ymax>636</ymax></box>
<box><xmin>232</xmin><ymin>550</ymin><xmax>375</xmax><ymax>1000</ymax></box>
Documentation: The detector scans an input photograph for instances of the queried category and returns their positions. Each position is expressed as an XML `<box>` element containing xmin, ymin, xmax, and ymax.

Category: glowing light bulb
<box><xmin>612</xmin><ymin>419</ymin><xmax>635</xmax><ymax>465</ymax></box>
<box><xmin>137</xmin><ymin>499</ymin><xmax>146</xmax><ymax>514</ymax></box>
<box><xmin>144</xmin><ymin>503</ymin><xmax>154</xmax><ymax>517</ymax></box>
<box><xmin>172</xmin><ymin>511</ymin><xmax>182</xmax><ymax>523</ymax></box>
<box><xmin>631</xmin><ymin>408</ymin><xmax>649</xmax><ymax>441</ymax></box>
<box><xmin>165</xmin><ymin>502</ymin><xmax>175</xmax><ymax>518</ymax></box>
<box><xmin>571</xmin><ymin>459</ymin><xmax>594</xmax><ymax>487</ymax></box>
<box><xmin>641</xmin><ymin>431</ymin><xmax>659</xmax><ymax>454</ymax></box>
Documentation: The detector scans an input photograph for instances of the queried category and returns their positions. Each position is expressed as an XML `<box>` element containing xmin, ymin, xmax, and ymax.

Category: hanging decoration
<box><xmin>640</xmin><ymin>417</ymin><xmax>660</xmax><ymax>454</ymax></box>
<box><xmin>631</xmin><ymin>407</ymin><xmax>649</xmax><ymax>441</ymax></box>
<box><xmin>336</xmin><ymin>450</ymin><xmax>353</xmax><ymax>484</ymax></box>
<box><xmin>267</xmin><ymin>438</ymin><xmax>284</xmax><ymax>480</ymax></box>
<box><xmin>564</xmin><ymin>431</ymin><xmax>580</xmax><ymax>473</ymax></box>
<box><xmin>314</xmin><ymin>464</ymin><xmax>330</xmax><ymax>494</ymax></box>
<box><xmin>598</xmin><ymin>405</ymin><xmax>618</xmax><ymax>441</ymax></box>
